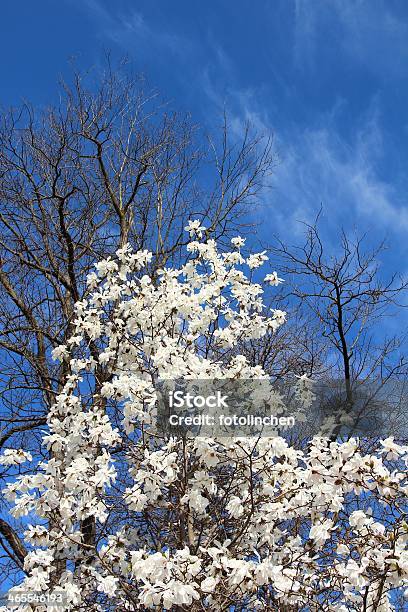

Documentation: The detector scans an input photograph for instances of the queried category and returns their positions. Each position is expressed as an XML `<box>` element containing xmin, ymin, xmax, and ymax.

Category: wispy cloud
<box><xmin>294</xmin><ymin>0</ymin><xmax>408</xmax><ymax>78</ymax></box>
<box><xmin>271</xmin><ymin>110</ymin><xmax>408</xmax><ymax>242</ymax></box>
<box><xmin>209</xmin><ymin>80</ymin><xmax>408</xmax><ymax>243</ymax></box>
<box><xmin>76</xmin><ymin>0</ymin><xmax>191</xmax><ymax>60</ymax></box>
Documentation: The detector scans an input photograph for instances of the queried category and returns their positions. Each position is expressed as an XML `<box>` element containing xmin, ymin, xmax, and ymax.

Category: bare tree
<box><xmin>273</xmin><ymin>219</ymin><xmax>408</xmax><ymax>439</ymax></box>
<box><xmin>0</xmin><ymin>59</ymin><xmax>277</xmax><ymax>584</ymax></box>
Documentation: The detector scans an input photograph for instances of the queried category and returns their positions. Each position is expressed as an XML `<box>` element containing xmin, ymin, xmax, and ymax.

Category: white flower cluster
<box><xmin>0</xmin><ymin>449</ymin><xmax>32</xmax><ymax>466</ymax></box>
<box><xmin>3</xmin><ymin>226</ymin><xmax>407</xmax><ymax>610</ymax></box>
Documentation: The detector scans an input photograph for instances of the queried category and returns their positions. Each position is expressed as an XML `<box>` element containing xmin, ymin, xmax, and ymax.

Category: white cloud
<box><xmin>76</xmin><ymin>0</ymin><xmax>190</xmax><ymax>59</ymax></box>
<box><xmin>294</xmin><ymin>0</ymin><xmax>408</xmax><ymax>78</ymax></box>
<box><xmin>271</xmin><ymin>116</ymin><xmax>408</xmax><ymax>239</ymax></box>
<box><xmin>195</xmin><ymin>62</ymin><xmax>408</xmax><ymax>244</ymax></box>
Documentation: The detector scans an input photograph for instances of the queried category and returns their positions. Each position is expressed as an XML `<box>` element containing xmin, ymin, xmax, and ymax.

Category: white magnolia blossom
<box><xmin>0</xmin><ymin>449</ymin><xmax>32</xmax><ymax>466</ymax></box>
<box><xmin>3</xmin><ymin>228</ymin><xmax>407</xmax><ymax>611</ymax></box>
<box><xmin>231</xmin><ymin>235</ymin><xmax>246</xmax><ymax>248</ymax></box>
<box><xmin>184</xmin><ymin>219</ymin><xmax>207</xmax><ymax>238</ymax></box>
<box><xmin>264</xmin><ymin>271</ymin><xmax>284</xmax><ymax>286</ymax></box>
<box><xmin>247</xmin><ymin>251</ymin><xmax>269</xmax><ymax>269</ymax></box>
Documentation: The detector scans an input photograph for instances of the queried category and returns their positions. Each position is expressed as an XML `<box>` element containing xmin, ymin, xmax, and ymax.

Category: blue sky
<box><xmin>1</xmin><ymin>1</ymin><xmax>408</xmax><ymax>593</ymax></box>
<box><xmin>1</xmin><ymin>0</ymin><xmax>408</xmax><ymax>274</ymax></box>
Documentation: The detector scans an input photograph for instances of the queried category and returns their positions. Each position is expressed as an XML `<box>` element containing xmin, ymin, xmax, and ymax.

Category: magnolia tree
<box><xmin>1</xmin><ymin>223</ymin><xmax>407</xmax><ymax>611</ymax></box>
